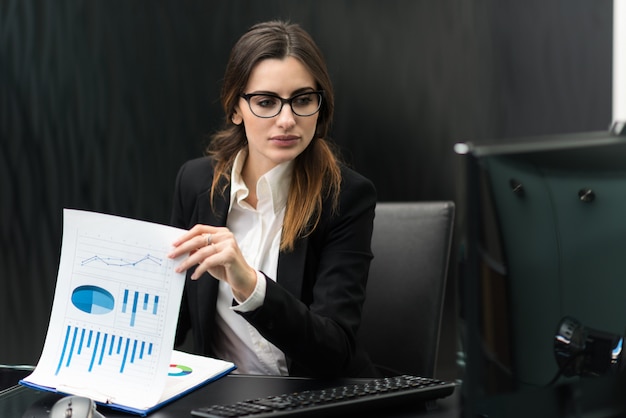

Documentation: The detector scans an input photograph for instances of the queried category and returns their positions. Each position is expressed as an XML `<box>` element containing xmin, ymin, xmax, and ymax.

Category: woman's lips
<box><xmin>270</xmin><ymin>135</ymin><xmax>299</xmax><ymax>145</ymax></box>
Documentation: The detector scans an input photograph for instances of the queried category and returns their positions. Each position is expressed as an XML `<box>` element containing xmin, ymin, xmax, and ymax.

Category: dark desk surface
<box><xmin>1</xmin><ymin>371</ymin><xmax>459</xmax><ymax>418</ymax></box>
<box><xmin>10</xmin><ymin>367</ymin><xmax>626</xmax><ymax>418</ymax></box>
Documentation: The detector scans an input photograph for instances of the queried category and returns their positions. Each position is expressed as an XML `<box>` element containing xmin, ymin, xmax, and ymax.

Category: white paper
<box><xmin>23</xmin><ymin>209</ymin><xmax>187</xmax><ymax>409</ymax></box>
<box><xmin>160</xmin><ymin>350</ymin><xmax>235</xmax><ymax>403</ymax></box>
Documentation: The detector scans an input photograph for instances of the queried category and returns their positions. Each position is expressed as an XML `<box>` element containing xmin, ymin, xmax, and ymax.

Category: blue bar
<box><xmin>130</xmin><ymin>291</ymin><xmax>139</xmax><ymax>326</ymax></box>
<box><xmin>120</xmin><ymin>338</ymin><xmax>130</xmax><ymax>373</ymax></box>
<box><xmin>122</xmin><ymin>289</ymin><xmax>129</xmax><ymax>313</ymax></box>
<box><xmin>140</xmin><ymin>341</ymin><xmax>145</xmax><ymax>359</ymax></box>
<box><xmin>78</xmin><ymin>328</ymin><xmax>86</xmax><ymax>354</ymax></box>
<box><xmin>55</xmin><ymin>325</ymin><xmax>72</xmax><ymax>375</ymax></box>
<box><xmin>66</xmin><ymin>327</ymin><xmax>79</xmax><ymax>367</ymax></box>
<box><xmin>143</xmin><ymin>293</ymin><xmax>149</xmax><ymax>310</ymax></box>
<box><xmin>130</xmin><ymin>339</ymin><xmax>138</xmax><ymax>363</ymax></box>
<box><xmin>153</xmin><ymin>295</ymin><xmax>159</xmax><ymax>315</ymax></box>
<box><xmin>88</xmin><ymin>332</ymin><xmax>100</xmax><ymax>372</ymax></box>
<box><xmin>99</xmin><ymin>334</ymin><xmax>108</xmax><ymax>365</ymax></box>
<box><xmin>87</xmin><ymin>330</ymin><xmax>93</xmax><ymax>348</ymax></box>
<box><xmin>117</xmin><ymin>336</ymin><xmax>122</xmax><ymax>354</ymax></box>
<box><xmin>109</xmin><ymin>335</ymin><xmax>115</xmax><ymax>356</ymax></box>
<box><xmin>148</xmin><ymin>343</ymin><xmax>153</xmax><ymax>355</ymax></box>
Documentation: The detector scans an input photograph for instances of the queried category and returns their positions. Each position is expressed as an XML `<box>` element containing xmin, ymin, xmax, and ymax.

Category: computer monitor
<box><xmin>456</xmin><ymin>128</ymin><xmax>626</xmax><ymax>416</ymax></box>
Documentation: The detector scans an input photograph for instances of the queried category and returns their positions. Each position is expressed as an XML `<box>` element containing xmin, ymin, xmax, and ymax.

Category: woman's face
<box><xmin>233</xmin><ymin>56</ymin><xmax>319</xmax><ymax>175</ymax></box>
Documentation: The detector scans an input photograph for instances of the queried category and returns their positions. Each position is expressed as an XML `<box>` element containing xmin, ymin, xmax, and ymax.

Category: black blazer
<box><xmin>170</xmin><ymin>156</ymin><xmax>378</xmax><ymax>377</ymax></box>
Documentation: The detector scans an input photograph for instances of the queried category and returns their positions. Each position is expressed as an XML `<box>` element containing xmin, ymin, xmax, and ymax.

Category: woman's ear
<box><xmin>231</xmin><ymin>109</ymin><xmax>243</xmax><ymax>125</ymax></box>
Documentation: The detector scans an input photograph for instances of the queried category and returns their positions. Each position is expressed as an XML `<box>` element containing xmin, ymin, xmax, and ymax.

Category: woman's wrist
<box><xmin>232</xmin><ymin>269</ymin><xmax>266</xmax><ymax>311</ymax></box>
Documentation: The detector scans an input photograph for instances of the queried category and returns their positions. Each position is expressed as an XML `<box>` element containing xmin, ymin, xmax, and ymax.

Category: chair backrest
<box><xmin>358</xmin><ymin>201</ymin><xmax>455</xmax><ymax>378</ymax></box>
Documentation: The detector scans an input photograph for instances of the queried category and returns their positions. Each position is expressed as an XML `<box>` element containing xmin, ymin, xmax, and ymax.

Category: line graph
<box><xmin>75</xmin><ymin>232</ymin><xmax>173</xmax><ymax>288</ymax></box>
<box><xmin>81</xmin><ymin>254</ymin><xmax>163</xmax><ymax>267</ymax></box>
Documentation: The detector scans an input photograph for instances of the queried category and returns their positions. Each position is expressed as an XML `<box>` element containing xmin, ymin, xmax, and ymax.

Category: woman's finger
<box><xmin>172</xmin><ymin>224</ymin><xmax>218</xmax><ymax>247</ymax></box>
<box><xmin>176</xmin><ymin>242</ymin><xmax>218</xmax><ymax>274</ymax></box>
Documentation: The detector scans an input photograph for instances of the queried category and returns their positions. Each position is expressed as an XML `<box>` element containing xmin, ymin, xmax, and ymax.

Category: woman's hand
<box><xmin>168</xmin><ymin>224</ymin><xmax>258</xmax><ymax>301</ymax></box>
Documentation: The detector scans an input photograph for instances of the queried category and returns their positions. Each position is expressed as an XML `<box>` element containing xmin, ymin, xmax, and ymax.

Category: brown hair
<box><xmin>207</xmin><ymin>20</ymin><xmax>341</xmax><ymax>251</ymax></box>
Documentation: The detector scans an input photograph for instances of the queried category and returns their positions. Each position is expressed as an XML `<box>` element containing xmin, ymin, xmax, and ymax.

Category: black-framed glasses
<box><xmin>240</xmin><ymin>91</ymin><xmax>324</xmax><ymax>118</ymax></box>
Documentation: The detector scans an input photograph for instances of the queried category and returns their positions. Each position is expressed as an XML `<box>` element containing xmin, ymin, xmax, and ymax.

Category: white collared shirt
<box><xmin>211</xmin><ymin>150</ymin><xmax>292</xmax><ymax>375</ymax></box>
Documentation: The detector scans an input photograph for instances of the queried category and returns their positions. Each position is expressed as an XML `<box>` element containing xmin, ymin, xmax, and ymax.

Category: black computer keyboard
<box><xmin>190</xmin><ymin>374</ymin><xmax>456</xmax><ymax>418</ymax></box>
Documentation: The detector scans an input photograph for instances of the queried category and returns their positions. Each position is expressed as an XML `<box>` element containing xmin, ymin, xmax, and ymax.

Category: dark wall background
<box><xmin>1</xmin><ymin>0</ymin><xmax>612</xmax><ymax>376</ymax></box>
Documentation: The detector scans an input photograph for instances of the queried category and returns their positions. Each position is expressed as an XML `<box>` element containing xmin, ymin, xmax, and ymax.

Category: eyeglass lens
<box><xmin>245</xmin><ymin>92</ymin><xmax>322</xmax><ymax>118</ymax></box>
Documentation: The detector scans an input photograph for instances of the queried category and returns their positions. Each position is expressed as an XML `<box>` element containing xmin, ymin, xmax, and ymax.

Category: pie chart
<box><xmin>169</xmin><ymin>364</ymin><xmax>192</xmax><ymax>376</ymax></box>
<box><xmin>71</xmin><ymin>285</ymin><xmax>115</xmax><ymax>314</ymax></box>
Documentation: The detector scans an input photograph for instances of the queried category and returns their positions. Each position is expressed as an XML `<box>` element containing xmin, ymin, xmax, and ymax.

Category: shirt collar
<box><xmin>229</xmin><ymin>150</ymin><xmax>294</xmax><ymax>214</ymax></box>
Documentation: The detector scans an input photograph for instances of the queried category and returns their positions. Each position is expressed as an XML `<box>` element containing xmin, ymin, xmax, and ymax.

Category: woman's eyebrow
<box><xmin>291</xmin><ymin>87</ymin><xmax>316</xmax><ymax>95</ymax></box>
<box><xmin>246</xmin><ymin>87</ymin><xmax>316</xmax><ymax>97</ymax></box>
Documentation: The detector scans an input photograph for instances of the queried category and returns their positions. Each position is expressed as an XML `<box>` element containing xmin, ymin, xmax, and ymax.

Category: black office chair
<box><xmin>358</xmin><ymin>201</ymin><xmax>455</xmax><ymax>378</ymax></box>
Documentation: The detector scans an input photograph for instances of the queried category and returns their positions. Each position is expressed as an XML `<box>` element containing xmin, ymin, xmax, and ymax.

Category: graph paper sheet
<box><xmin>21</xmin><ymin>209</ymin><xmax>192</xmax><ymax>410</ymax></box>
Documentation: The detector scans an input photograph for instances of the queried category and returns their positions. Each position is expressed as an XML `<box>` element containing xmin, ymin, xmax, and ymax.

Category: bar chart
<box><xmin>49</xmin><ymin>223</ymin><xmax>178</xmax><ymax>381</ymax></box>
<box><xmin>55</xmin><ymin>324</ymin><xmax>155</xmax><ymax>375</ymax></box>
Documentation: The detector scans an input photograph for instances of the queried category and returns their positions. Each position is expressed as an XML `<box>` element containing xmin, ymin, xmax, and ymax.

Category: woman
<box><xmin>168</xmin><ymin>20</ymin><xmax>378</xmax><ymax>378</ymax></box>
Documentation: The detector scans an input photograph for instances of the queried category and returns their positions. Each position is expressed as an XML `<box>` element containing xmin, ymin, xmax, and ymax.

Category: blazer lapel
<box><xmin>276</xmin><ymin>236</ymin><xmax>308</xmax><ymax>299</ymax></box>
<box><xmin>198</xmin><ymin>179</ymin><xmax>230</xmax><ymax>227</ymax></box>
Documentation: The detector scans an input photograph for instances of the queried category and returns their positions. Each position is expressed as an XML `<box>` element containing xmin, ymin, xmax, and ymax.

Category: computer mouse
<box><xmin>49</xmin><ymin>395</ymin><xmax>105</xmax><ymax>418</ymax></box>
